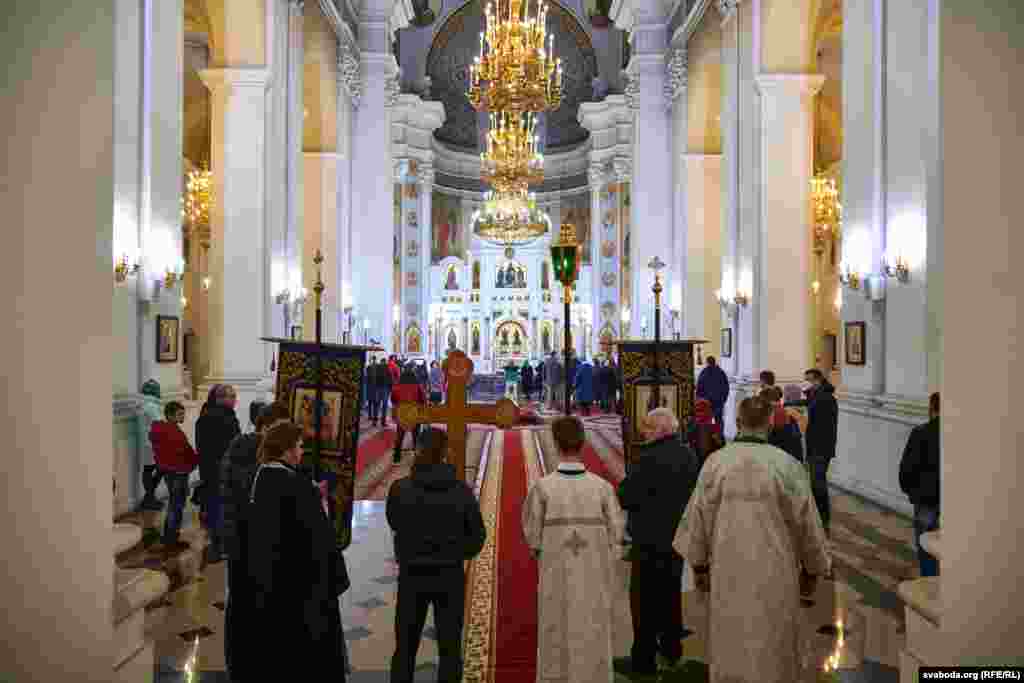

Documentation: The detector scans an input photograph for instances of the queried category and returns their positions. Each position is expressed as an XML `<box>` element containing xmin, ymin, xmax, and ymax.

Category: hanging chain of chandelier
<box><xmin>468</xmin><ymin>0</ymin><xmax>563</xmax><ymax>113</ymax></box>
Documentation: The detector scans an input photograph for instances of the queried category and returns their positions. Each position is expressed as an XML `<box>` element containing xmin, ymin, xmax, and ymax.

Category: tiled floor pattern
<box><xmin>152</xmin><ymin>419</ymin><xmax>914</xmax><ymax>682</ymax></box>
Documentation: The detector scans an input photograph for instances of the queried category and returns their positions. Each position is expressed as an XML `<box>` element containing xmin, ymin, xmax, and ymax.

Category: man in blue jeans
<box><xmin>804</xmin><ymin>368</ymin><xmax>838</xmax><ymax>534</ymax></box>
<box><xmin>899</xmin><ymin>392</ymin><xmax>941</xmax><ymax>576</ymax></box>
<box><xmin>149</xmin><ymin>401</ymin><xmax>199</xmax><ymax>548</ymax></box>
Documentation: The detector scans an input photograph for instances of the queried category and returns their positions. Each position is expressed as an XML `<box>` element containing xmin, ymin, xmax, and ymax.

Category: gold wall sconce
<box><xmin>839</xmin><ymin>265</ymin><xmax>861</xmax><ymax>290</ymax></box>
<box><xmin>882</xmin><ymin>255</ymin><xmax>910</xmax><ymax>283</ymax></box>
<box><xmin>733</xmin><ymin>290</ymin><xmax>750</xmax><ymax>307</ymax></box>
<box><xmin>114</xmin><ymin>254</ymin><xmax>140</xmax><ymax>283</ymax></box>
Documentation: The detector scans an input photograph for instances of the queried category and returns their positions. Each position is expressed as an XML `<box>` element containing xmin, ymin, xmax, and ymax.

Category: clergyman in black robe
<box><xmin>233</xmin><ymin>422</ymin><xmax>348</xmax><ymax>680</ymax></box>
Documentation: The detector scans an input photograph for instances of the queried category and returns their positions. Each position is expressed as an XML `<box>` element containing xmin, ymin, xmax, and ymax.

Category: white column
<box><xmin>626</xmin><ymin>21</ymin><xmax>672</xmax><ymax>338</ymax></box>
<box><xmin>754</xmin><ymin>73</ymin><xmax>823</xmax><ymax>382</ymax></box>
<box><xmin>200</xmin><ymin>67</ymin><xmax>270</xmax><ymax>405</ymax></box>
<box><xmin>942</xmin><ymin>0</ymin><xmax>1024</xmax><ymax>661</ymax></box>
<box><xmin>667</xmin><ymin>45</ymin><xmax>688</xmax><ymax>331</ymax></box>
<box><xmin>351</xmin><ymin>35</ymin><xmax>397</xmax><ymax>350</ymax></box>
<box><xmin>141</xmin><ymin>0</ymin><xmax>186</xmax><ymax>398</ymax></box>
<box><xmin>2</xmin><ymin>2</ymin><xmax>114</xmax><ymax>678</ymax></box>
<box><xmin>418</xmin><ymin>165</ymin><xmax>434</xmax><ymax>326</ymax></box>
<box><xmin>588</xmin><ymin>164</ymin><xmax>603</xmax><ymax>314</ymax></box>
<box><xmin>336</xmin><ymin>46</ymin><xmax>357</xmax><ymax>334</ymax></box>
<box><xmin>280</xmin><ymin>0</ymin><xmax>305</xmax><ymax>332</ymax></box>
<box><xmin>718</xmin><ymin>2</ymin><xmax>741</xmax><ymax>378</ymax></box>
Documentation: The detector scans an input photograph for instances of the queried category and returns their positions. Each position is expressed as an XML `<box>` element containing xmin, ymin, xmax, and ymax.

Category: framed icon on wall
<box><xmin>720</xmin><ymin>327</ymin><xmax>733</xmax><ymax>358</ymax></box>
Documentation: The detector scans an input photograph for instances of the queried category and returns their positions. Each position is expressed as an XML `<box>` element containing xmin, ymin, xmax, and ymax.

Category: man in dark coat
<box><xmin>616</xmin><ymin>408</ymin><xmax>700</xmax><ymax>677</ymax></box>
<box><xmin>804</xmin><ymin>368</ymin><xmax>839</xmax><ymax>533</ymax></box>
<box><xmin>521</xmin><ymin>362</ymin><xmax>535</xmax><ymax>402</ymax></box>
<box><xmin>574</xmin><ymin>358</ymin><xmax>595</xmax><ymax>415</ymax></box>
<box><xmin>696</xmin><ymin>356</ymin><xmax>730</xmax><ymax>429</ymax></box>
<box><xmin>244</xmin><ymin>422</ymin><xmax>348</xmax><ymax>681</ymax></box>
<box><xmin>899</xmin><ymin>392</ymin><xmax>941</xmax><ymax>576</ymax></box>
<box><xmin>195</xmin><ymin>383</ymin><xmax>241</xmax><ymax>563</ymax></box>
<box><xmin>220</xmin><ymin>401</ymin><xmax>291</xmax><ymax>678</ymax></box>
<box><xmin>369</xmin><ymin>357</ymin><xmax>393</xmax><ymax>427</ymax></box>
<box><xmin>387</xmin><ymin>428</ymin><xmax>486</xmax><ymax>683</ymax></box>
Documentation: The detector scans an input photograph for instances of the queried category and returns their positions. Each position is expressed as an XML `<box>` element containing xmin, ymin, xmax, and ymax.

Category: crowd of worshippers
<box><xmin>135</xmin><ymin>361</ymin><xmax>941</xmax><ymax>682</ymax></box>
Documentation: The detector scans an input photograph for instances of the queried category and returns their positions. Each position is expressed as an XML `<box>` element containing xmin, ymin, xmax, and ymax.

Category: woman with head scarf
<box><xmin>687</xmin><ymin>398</ymin><xmax>724</xmax><ymax>466</ymax></box>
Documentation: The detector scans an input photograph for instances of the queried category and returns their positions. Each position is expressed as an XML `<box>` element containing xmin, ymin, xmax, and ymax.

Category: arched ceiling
<box><xmin>426</xmin><ymin>0</ymin><xmax>598</xmax><ymax>152</ymax></box>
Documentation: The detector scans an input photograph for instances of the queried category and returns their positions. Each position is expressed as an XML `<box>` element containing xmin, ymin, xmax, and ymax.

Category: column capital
<box><xmin>613</xmin><ymin>157</ymin><xmax>632</xmax><ymax>182</ymax></box>
<box><xmin>715</xmin><ymin>0</ymin><xmax>742</xmax><ymax>24</ymax></box>
<box><xmin>418</xmin><ymin>164</ymin><xmax>435</xmax><ymax>188</ymax></box>
<box><xmin>337</xmin><ymin>44</ymin><xmax>362</xmax><ymax>109</ymax></box>
<box><xmin>288</xmin><ymin>0</ymin><xmax>305</xmax><ymax>14</ymax></box>
<box><xmin>199</xmin><ymin>67</ymin><xmax>270</xmax><ymax>92</ymax></box>
<box><xmin>383</xmin><ymin>69</ymin><xmax>402</xmax><ymax>108</ymax></box>
<box><xmin>755</xmin><ymin>73</ymin><xmax>825</xmax><ymax>99</ymax></box>
<box><xmin>665</xmin><ymin>46</ymin><xmax>688</xmax><ymax>105</ymax></box>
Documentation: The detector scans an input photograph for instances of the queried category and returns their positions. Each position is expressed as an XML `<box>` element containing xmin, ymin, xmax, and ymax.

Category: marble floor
<box><xmin>151</xmin><ymin>484</ymin><xmax>912</xmax><ymax>682</ymax></box>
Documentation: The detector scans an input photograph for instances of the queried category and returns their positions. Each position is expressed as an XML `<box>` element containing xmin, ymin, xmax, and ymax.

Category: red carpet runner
<box><xmin>492</xmin><ymin>430</ymin><xmax>537</xmax><ymax>682</ymax></box>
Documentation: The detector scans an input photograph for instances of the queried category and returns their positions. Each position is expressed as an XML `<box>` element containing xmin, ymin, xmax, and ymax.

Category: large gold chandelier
<box><xmin>474</xmin><ymin>188</ymin><xmax>550</xmax><ymax>257</ymax></box>
<box><xmin>468</xmin><ymin>0</ymin><xmax>563</xmax><ymax>112</ymax></box>
<box><xmin>481</xmin><ymin>111</ymin><xmax>544</xmax><ymax>193</ymax></box>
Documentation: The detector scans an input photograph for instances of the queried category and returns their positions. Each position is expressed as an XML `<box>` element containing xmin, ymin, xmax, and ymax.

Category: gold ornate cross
<box><xmin>396</xmin><ymin>350</ymin><xmax>519</xmax><ymax>481</ymax></box>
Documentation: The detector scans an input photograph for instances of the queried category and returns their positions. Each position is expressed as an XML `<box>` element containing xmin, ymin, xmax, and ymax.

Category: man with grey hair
<box><xmin>615</xmin><ymin>407</ymin><xmax>700</xmax><ymax>677</ymax></box>
<box><xmin>675</xmin><ymin>397</ymin><xmax>830</xmax><ymax>682</ymax></box>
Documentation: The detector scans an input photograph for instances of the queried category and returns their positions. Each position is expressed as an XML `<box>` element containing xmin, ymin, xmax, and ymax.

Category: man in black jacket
<box><xmin>196</xmin><ymin>384</ymin><xmax>241</xmax><ymax>563</ymax></box>
<box><xmin>616</xmin><ymin>408</ymin><xmax>700</xmax><ymax>677</ymax></box>
<box><xmin>804</xmin><ymin>368</ymin><xmax>838</xmax><ymax>533</ymax></box>
<box><xmin>386</xmin><ymin>428</ymin><xmax>486</xmax><ymax>683</ymax></box>
<box><xmin>899</xmin><ymin>392</ymin><xmax>941</xmax><ymax>577</ymax></box>
<box><xmin>370</xmin><ymin>357</ymin><xmax>394</xmax><ymax>427</ymax></box>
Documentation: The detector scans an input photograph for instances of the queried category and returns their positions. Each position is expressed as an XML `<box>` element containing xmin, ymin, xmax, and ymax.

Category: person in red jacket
<box><xmin>150</xmin><ymin>401</ymin><xmax>199</xmax><ymax>548</ymax></box>
<box><xmin>392</xmin><ymin>366</ymin><xmax>427</xmax><ymax>465</ymax></box>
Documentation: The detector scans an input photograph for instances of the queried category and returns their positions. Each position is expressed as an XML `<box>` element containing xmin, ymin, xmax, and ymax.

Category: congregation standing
<box><xmin>135</xmin><ymin>346</ymin><xmax>947</xmax><ymax>683</ymax></box>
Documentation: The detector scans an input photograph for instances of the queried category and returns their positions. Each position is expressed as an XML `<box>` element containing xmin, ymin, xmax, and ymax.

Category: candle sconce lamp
<box><xmin>114</xmin><ymin>254</ymin><xmax>140</xmax><ymax>284</ymax></box>
<box><xmin>882</xmin><ymin>255</ymin><xmax>910</xmax><ymax>283</ymax></box>
<box><xmin>733</xmin><ymin>290</ymin><xmax>750</xmax><ymax>307</ymax></box>
<box><xmin>839</xmin><ymin>264</ymin><xmax>861</xmax><ymax>290</ymax></box>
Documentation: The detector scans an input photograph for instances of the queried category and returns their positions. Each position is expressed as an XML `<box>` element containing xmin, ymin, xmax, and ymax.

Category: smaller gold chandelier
<box><xmin>468</xmin><ymin>0</ymin><xmax>562</xmax><ymax>113</ymax></box>
<box><xmin>474</xmin><ymin>189</ymin><xmax>550</xmax><ymax>257</ymax></box>
<box><xmin>114</xmin><ymin>254</ymin><xmax>140</xmax><ymax>284</ymax></box>
<box><xmin>481</xmin><ymin>111</ymin><xmax>544</xmax><ymax>194</ymax></box>
<box><xmin>810</xmin><ymin>175</ymin><xmax>841</xmax><ymax>251</ymax></box>
<box><xmin>183</xmin><ymin>166</ymin><xmax>213</xmax><ymax>249</ymax></box>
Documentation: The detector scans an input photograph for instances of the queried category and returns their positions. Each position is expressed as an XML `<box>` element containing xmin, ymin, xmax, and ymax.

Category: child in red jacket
<box><xmin>150</xmin><ymin>401</ymin><xmax>199</xmax><ymax>547</ymax></box>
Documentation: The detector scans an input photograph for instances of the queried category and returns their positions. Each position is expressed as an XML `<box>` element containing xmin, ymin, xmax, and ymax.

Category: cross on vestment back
<box><xmin>396</xmin><ymin>350</ymin><xmax>519</xmax><ymax>481</ymax></box>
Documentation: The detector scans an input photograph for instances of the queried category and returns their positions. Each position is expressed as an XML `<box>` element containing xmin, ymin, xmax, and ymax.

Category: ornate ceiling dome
<box><xmin>426</xmin><ymin>0</ymin><xmax>597</xmax><ymax>152</ymax></box>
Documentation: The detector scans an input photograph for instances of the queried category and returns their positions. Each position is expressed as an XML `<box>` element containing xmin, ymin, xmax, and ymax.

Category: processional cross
<box><xmin>396</xmin><ymin>350</ymin><xmax>519</xmax><ymax>481</ymax></box>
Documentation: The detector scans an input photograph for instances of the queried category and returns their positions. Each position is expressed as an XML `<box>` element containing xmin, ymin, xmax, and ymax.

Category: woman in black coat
<box><xmin>234</xmin><ymin>422</ymin><xmax>348</xmax><ymax>681</ymax></box>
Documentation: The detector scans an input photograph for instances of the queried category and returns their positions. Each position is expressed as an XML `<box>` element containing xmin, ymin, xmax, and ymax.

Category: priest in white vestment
<box><xmin>674</xmin><ymin>396</ymin><xmax>831</xmax><ymax>683</ymax></box>
<box><xmin>522</xmin><ymin>416</ymin><xmax>625</xmax><ymax>683</ymax></box>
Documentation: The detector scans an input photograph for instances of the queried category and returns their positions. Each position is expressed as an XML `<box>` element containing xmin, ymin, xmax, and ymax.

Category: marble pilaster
<box><xmin>2</xmin><ymin>1</ymin><xmax>115</xmax><ymax>676</ymax></box>
<box><xmin>417</xmin><ymin>165</ymin><xmax>435</xmax><ymax>329</ymax></box>
<box><xmin>140</xmin><ymin>0</ymin><xmax>186</xmax><ymax>397</ymax></box>
<box><xmin>753</xmin><ymin>73</ymin><xmax>823</xmax><ymax>382</ymax></box>
<box><xmin>303</xmin><ymin>152</ymin><xmax>340</xmax><ymax>341</ymax></box>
